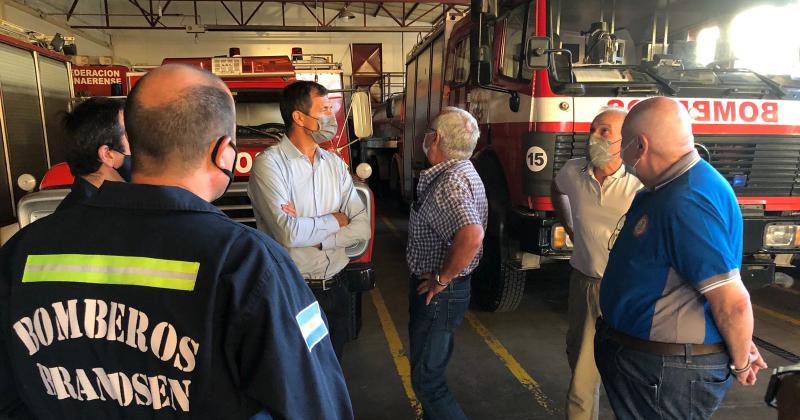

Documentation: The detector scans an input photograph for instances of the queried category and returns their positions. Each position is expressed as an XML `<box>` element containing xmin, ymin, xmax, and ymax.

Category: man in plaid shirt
<box><xmin>406</xmin><ymin>107</ymin><xmax>487</xmax><ymax>419</ymax></box>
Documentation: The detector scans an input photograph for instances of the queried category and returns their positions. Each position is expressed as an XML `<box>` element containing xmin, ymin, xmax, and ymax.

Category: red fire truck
<box><xmin>401</xmin><ymin>0</ymin><xmax>800</xmax><ymax>311</ymax></box>
<box><xmin>18</xmin><ymin>51</ymin><xmax>376</xmax><ymax>338</ymax></box>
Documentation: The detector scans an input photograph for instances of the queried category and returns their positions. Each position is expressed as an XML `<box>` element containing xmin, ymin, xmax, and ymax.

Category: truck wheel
<box><xmin>472</xmin><ymin>235</ymin><xmax>526</xmax><ymax>312</ymax></box>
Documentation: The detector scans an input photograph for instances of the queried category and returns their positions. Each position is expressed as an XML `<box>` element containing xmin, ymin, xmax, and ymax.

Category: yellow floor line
<box><xmin>464</xmin><ymin>312</ymin><xmax>555</xmax><ymax>414</ymax></box>
<box><xmin>370</xmin><ymin>288</ymin><xmax>423</xmax><ymax>419</ymax></box>
<box><xmin>753</xmin><ymin>304</ymin><xmax>800</xmax><ymax>327</ymax></box>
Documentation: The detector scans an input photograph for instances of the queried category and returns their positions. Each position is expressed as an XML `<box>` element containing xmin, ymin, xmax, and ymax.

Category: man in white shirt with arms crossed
<box><xmin>248</xmin><ymin>81</ymin><xmax>370</xmax><ymax>360</ymax></box>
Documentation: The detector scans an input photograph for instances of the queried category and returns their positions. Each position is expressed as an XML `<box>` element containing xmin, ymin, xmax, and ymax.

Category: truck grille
<box><xmin>212</xmin><ymin>183</ymin><xmax>257</xmax><ymax>228</ymax></box>
<box><xmin>553</xmin><ymin>134</ymin><xmax>586</xmax><ymax>173</ymax></box>
<box><xmin>554</xmin><ymin>134</ymin><xmax>800</xmax><ymax>197</ymax></box>
<box><xmin>698</xmin><ymin>136</ymin><xmax>800</xmax><ymax>197</ymax></box>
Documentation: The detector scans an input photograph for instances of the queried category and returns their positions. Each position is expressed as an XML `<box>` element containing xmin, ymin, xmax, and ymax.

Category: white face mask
<box><xmin>588</xmin><ymin>135</ymin><xmax>620</xmax><ymax>168</ymax></box>
<box><xmin>620</xmin><ymin>139</ymin><xmax>641</xmax><ymax>176</ymax></box>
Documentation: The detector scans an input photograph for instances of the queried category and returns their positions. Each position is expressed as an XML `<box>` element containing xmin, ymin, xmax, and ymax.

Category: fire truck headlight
<box><xmin>356</xmin><ymin>163</ymin><xmax>372</xmax><ymax>180</ymax></box>
<box><xmin>764</xmin><ymin>224</ymin><xmax>800</xmax><ymax>248</ymax></box>
<box><xmin>551</xmin><ymin>224</ymin><xmax>573</xmax><ymax>251</ymax></box>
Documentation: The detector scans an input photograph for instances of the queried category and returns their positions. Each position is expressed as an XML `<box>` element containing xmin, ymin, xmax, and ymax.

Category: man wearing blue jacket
<box><xmin>0</xmin><ymin>64</ymin><xmax>352</xmax><ymax>420</ymax></box>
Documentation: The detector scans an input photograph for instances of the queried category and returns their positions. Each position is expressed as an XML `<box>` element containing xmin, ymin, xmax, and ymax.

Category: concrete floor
<box><xmin>340</xmin><ymin>201</ymin><xmax>800</xmax><ymax>420</ymax></box>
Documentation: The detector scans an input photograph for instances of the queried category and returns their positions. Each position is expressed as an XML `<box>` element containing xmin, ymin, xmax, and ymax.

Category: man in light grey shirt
<box><xmin>248</xmin><ymin>81</ymin><xmax>370</xmax><ymax>359</ymax></box>
<box><xmin>551</xmin><ymin>107</ymin><xmax>642</xmax><ymax>420</ymax></box>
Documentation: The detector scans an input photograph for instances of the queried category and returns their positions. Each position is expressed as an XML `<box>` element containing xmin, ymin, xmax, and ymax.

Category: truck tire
<box><xmin>472</xmin><ymin>235</ymin><xmax>526</xmax><ymax>312</ymax></box>
<box><xmin>471</xmin><ymin>151</ymin><xmax>526</xmax><ymax>312</ymax></box>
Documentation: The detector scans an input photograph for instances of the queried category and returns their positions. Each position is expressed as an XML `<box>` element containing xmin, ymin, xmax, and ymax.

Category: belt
<box><xmin>607</xmin><ymin>324</ymin><xmax>726</xmax><ymax>357</ymax></box>
<box><xmin>410</xmin><ymin>274</ymin><xmax>470</xmax><ymax>284</ymax></box>
<box><xmin>306</xmin><ymin>272</ymin><xmax>344</xmax><ymax>291</ymax></box>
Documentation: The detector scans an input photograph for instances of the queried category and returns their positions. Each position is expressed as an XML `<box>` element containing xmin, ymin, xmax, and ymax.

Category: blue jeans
<box><xmin>408</xmin><ymin>276</ymin><xmax>471</xmax><ymax>420</ymax></box>
<box><xmin>594</xmin><ymin>319</ymin><xmax>733</xmax><ymax>420</ymax></box>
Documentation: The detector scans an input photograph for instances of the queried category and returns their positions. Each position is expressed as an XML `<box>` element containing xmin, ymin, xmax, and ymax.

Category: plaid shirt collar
<box><xmin>417</xmin><ymin>159</ymin><xmax>462</xmax><ymax>194</ymax></box>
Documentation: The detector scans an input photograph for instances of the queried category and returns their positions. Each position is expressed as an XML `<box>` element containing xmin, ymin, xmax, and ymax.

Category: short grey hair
<box><xmin>596</xmin><ymin>105</ymin><xmax>628</xmax><ymax>117</ymax></box>
<box><xmin>431</xmin><ymin>107</ymin><xmax>480</xmax><ymax>160</ymax></box>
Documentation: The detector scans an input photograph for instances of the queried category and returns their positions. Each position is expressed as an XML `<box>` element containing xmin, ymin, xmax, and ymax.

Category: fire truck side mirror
<box><xmin>526</xmin><ymin>37</ymin><xmax>551</xmax><ymax>70</ymax></box>
<box><xmin>351</xmin><ymin>91</ymin><xmax>373</xmax><ymax>139</ymax></box>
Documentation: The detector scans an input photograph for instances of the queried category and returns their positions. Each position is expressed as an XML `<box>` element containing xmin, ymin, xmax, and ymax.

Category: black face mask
<box><xmin>210</xmin><ymin>136</ymin><xmax>237</xmax><ymax>197</ymax></box>
<box><xmin>116</xmin><ymin>154</ymin><xmax>132</xmax><ymax>182</ymax></box>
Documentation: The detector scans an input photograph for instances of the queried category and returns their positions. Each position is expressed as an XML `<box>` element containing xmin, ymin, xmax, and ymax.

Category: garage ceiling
<box><xmin>32</xmin><ymin>0</ymin><xmax>468</xmax><ymax>32</ymax></box>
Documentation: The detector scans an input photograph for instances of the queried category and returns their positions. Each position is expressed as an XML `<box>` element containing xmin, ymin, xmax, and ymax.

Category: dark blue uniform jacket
<box><xmin>0</xmin><ymin>182</ymin><xmax>353</xmax><ymax>419</ymax></box>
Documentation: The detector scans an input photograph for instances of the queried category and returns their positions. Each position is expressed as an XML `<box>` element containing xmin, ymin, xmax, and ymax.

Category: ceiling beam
<box><xmin>65</xmin><ymin>0</ymin><xmax>80</xmax><ymax>21</ymax></box>
<box><xmin>207</xmin><ymin>24</ymin><xmax>433</xmax><ymax>31</ymax></box>
<box><xmin>127</xmin><ymin>0</ymin><xmax>154</xmax><ymax>26</ymax></box>
<box><xmin>244</xmin><ymin>1</ymin><xmax>265</xmax><ymax>25</ymax></box>
<box><xmin>378</xmin><ymin>4</ymin><xmax>403</xmax><ymax>27</ymax></box>
<box><xmin>71</xmin><ymin>24</ymin><xmax>435</xmax><ymax>32</ymax></box>
<box><xmin>150</xmin><ymin>0</ymin><xmax>468</xmax><ymax>4</ymax></box>
<box><xmin>403</xmin><ymin>2</ymin><xmax>418</xmax><ymax>22</ymax></box>
<box><xmin>71</xmin><ymin>25</ymin><xmax>186</xmax><ymax>29</ymax></box>
<box><xmin>301</xmin><ymin>2</ymin><xmax>324</xmax><ymax>26</ymax></box>
<box><xmin>220</xmin><ymin>1</ymin><xmax>242</xmax><ymax>24</ymax></box>
<box><xmin>323</xmin><ymin>1</ymin><xmax>347</xmax><ymax>26</ymax></box>
<box><xmin>406</xmin><ymin>3</ymin><xmax>436</xmax><ymax>26</ymax></box>
<box><xmin>103</xmin><ymin>0</ymin><xmax>109</xmax><ymax>26</ymax></box>
<box><xmin>150</xmin><ymin>0</ymin><xmax>172</xmax><ymax>27</ymax></box>
<box><xmin>59</xmin><ymin>12</ymin><xmax>183</xmax><ymax>16</ymax></box>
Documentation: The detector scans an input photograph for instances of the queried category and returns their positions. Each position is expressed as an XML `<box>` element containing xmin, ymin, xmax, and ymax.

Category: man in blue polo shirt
<box><xmin>596</xmin><ymin>97</ymin><xmax>767</xmax><ymax>419</ymax></box>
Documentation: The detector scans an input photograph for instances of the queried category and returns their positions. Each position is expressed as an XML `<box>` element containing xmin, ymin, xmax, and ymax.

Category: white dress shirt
<box><xmin>248</xmin><ymin>136</ymin><xmax>370</xmax><ymax>280</ymax></box>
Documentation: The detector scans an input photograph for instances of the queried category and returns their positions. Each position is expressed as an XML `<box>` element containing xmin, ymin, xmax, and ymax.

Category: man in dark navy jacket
<box><xmin>57</xmin><ymin>97</ymin><xmax>130</xmax><ymax>212</ymax></box>
<box><xmin>0</xmin><ymin>64</ymin><xmax>352</xmax><ymax>419</ymax></box>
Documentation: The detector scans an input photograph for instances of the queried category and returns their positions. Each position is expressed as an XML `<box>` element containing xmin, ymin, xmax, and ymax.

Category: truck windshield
<box><xmin>551</xmin><ymin>0</ymin><xmax>800</xmax><ymax>88</ymax></box>
<box><xmin>233</xmin><ymin>91</ymin><xmax>285</xmax><ymax>141</ymax></box>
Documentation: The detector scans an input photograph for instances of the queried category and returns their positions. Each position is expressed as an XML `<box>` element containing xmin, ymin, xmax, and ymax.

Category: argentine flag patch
<box><xmin>296</xmin><ymin>301</ymin><xmax>328</xmax><ymax>351</ymax></box>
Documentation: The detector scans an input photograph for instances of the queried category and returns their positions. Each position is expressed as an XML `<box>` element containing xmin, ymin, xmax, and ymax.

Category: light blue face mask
<box><xmin>305</xmin><ymin>114</ymin><xmax>338</xmax><ymax>144</ymax></box>
<box><xmin>619</xmin><ymin>139</ymin><xmax>641</xmax><ymax>176</ymax></box>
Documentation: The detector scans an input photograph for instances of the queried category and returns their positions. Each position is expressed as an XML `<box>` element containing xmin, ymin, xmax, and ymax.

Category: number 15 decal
<box><xmin>526</xmin><ymin>146</ymin><xmax>547</xmax><ymax>172</ymax></box>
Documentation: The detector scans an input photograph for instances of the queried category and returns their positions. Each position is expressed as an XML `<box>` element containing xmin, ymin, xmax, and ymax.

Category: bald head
<box><xmin>622</xmin><ymin>97</ymin><xmax>694</xmax><ymax>157</ymax></box>
<box><xmin>125</xmin><ymin>64</ymin><xmax>235</xmax><ymax>176</ymax></box>
<box><xmin>620</xmin><ymin>97</ymin><xmax>696</xmax><ymax>187</ymax></box>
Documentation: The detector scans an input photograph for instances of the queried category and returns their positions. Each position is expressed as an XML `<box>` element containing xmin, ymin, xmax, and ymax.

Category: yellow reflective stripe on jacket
<box><xmin>22</xmin><ymin>254</ymin><xmax>199</xmax><ymax>291</ymax></box>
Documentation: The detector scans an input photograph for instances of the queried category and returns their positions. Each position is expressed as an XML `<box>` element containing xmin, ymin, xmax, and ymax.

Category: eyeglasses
<box><xmin>607</xmin><ymin>213</ymin><xmax>627</xmax><ymax>251</ymax></box>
